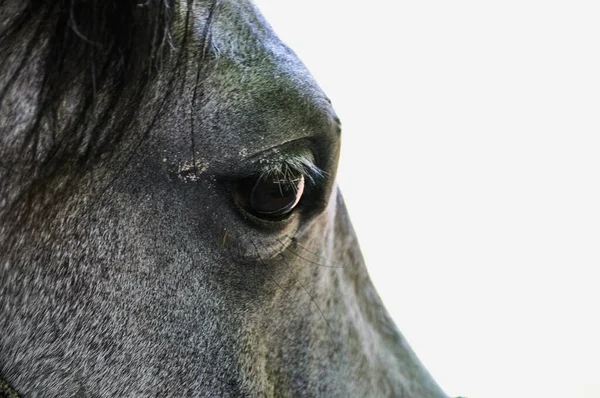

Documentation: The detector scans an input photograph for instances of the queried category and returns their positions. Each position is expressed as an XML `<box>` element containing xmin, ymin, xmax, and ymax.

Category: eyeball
<box><xmin>236</xmin><ymin>171</ymin><xmax>305</xmax><ymax>219</ymax></box>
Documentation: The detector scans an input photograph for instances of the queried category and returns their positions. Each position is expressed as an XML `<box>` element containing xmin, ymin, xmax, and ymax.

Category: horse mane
<box><xmin>0</xmin><ymin>0</ymin><xmax>216</xmax><ymax>212</ymax></box>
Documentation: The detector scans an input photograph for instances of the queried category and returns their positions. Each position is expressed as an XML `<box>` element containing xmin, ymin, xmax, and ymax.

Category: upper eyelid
<box><xmin>229</xmin><ymin>139</ymin><xmax>326</xmax><ymax>180</ymax></box>
<box><xmin>256</xmin><ymin>152</ymin><xmax>325</xmax><ymax>185</ymax></box>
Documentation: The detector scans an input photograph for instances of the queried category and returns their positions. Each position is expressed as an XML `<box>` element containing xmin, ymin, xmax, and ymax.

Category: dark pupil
<box><xmin>249</xmin><ymin>173</ymin><xmax>305</xmax><ymax>217</ymax></box>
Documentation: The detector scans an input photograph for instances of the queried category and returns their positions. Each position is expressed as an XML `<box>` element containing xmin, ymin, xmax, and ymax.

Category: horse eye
<box><xmin>236</xmin><ymin>171</ymin><xmax>305</xmax><ymax>219</ymax></box>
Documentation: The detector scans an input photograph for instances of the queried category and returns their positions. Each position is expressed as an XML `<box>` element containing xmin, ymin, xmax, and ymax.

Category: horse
<box><xmin>0</xmin><ymin>0</ymin><xmax>449</xmax><ymax>396</ymax></box>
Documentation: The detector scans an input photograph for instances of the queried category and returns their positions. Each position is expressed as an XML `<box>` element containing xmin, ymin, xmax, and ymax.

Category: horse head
<box><xmin>0</xmin><ymin>1</ymin><xmax>448</xmax><ymax>396</ymax></box>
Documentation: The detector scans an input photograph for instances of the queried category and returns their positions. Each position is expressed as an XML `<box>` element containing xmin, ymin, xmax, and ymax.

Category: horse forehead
<box><xmin>179</xmin><ymin>0</ymin><xmax>336</xmax><ymax>162</ymax></box>
<box><xmin>202</xmin><ymin>0</ymin><xmax>303</xmax><ymax>70</ymax></box>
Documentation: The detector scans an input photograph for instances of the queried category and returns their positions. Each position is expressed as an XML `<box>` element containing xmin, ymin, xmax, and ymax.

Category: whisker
<box><xmin>276</xmin><ymin>247</ymin><xmax>333</xmax><ymax>334</ymax></box>
<box><xmin>228</xmin><ymin>235</ymin><xmax>305</xmax><ymax>347</ymax></box>
<box><xmin>189</xmin><ymin>0</ymin><xmax>219</xmax><ymax>180</ymax></box>
<box><xmin>219</xmin><ymin>228</ymin><xmax>229</xmax><ymax>248</ymax></box>
<box><xmin>250</xmin><ymin>240</ymin><xmax>295</xmax><ymax>302</ymax></box>
<box><xmin>277</xmin><ymin>237</ymin><xmax>342</xmax><ymax>269</ymax></box>
<box><xmin>285</xmin><ymin>235</ymin><xmax>336</xmax><ymax>263</ymax></box>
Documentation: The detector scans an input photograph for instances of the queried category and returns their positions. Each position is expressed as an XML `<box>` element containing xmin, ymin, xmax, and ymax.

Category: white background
<box><xmin>253</xmin><ymin>1</ymin><xmax>600</xmax><ymax>397</ymax></box>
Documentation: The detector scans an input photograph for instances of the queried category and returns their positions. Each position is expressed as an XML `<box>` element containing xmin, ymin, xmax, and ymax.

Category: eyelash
<box><xmin>255</xmin><ymin>153</ymin><xmax>325</xmax><ymax>187</ymax></box>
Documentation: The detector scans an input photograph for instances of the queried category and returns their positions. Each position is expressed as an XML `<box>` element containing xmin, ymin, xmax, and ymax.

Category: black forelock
<box><xmin>0</xmin><ymin>0</ymin><xmax>178</xmax><ymax>160</ymax></box>
<box><xmin>0</xmin><ymin>0</ymin><xmax>201</xmax><ymax>216</ymax></box>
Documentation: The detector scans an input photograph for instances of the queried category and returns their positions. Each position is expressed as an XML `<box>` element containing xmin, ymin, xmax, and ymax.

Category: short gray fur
<box><xmin>0</xmin><ymin>1</ymin><xmax>449</xmax><ymax>397</ymax></box>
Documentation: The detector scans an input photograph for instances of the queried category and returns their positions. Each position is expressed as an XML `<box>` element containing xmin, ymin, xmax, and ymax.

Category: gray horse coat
<box><xmin>0</xmin><ymin>0</ymin><xmax>448</xmax><ymax>396</ymax></box>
